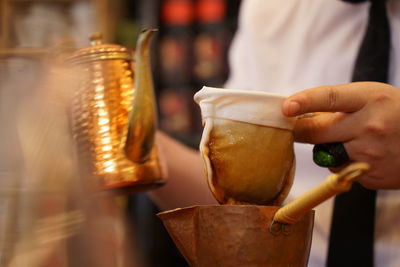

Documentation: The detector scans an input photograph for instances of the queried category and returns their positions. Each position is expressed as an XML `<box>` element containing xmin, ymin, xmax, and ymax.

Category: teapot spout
<box><xmin>125</xmin><ymin>29</ymin><xmax>158</xmax><ymax>163</ymax></box>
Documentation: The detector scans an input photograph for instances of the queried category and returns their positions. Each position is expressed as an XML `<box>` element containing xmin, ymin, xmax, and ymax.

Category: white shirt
<box><xmin>225</xmin><ymin>0</ymin><xmax>400</xmax><ymax>266</ymax></box>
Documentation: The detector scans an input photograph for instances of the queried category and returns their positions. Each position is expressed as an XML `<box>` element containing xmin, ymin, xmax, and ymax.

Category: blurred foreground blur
<box><xmin>0</xmin><ymin>1</ymin><xmax>140</xmax><ymax>266</ymax></box>
<box><xmin>0</xmin><ymin>0</ymin><xmax>240</xmax><ymax>266</ymax></box>
<box><xmin>0</xmin><ymin>45</ymin><xmax>142</xmax><ymax>266</ymax></box>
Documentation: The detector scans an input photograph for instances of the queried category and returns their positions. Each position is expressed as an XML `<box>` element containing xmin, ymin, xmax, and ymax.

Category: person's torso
<box><xmin>225</xmin><ymin>0</ymin><xmax>400</xmax><ymax>266</ymax></box>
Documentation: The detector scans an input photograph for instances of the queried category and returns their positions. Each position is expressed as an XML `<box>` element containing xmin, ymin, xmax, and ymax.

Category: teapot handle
<box><xmin>273</xmin><ymin>162</ymin><xmax>370</xmax><ymax>224</ymax></box>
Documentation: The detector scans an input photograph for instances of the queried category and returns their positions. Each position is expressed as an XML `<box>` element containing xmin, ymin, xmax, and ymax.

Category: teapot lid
<box><xmin>66</xmin><ymin>33</ymin><xmax>132</xmax><ymax>64</ymax></box>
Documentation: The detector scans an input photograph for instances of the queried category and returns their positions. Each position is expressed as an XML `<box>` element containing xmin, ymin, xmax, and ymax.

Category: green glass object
<box><xmin>313</xmin><ymin>150</ymin><xmax>336</xmax><ymax>167</ymax></box>
<box><xmin>313</xmin><ymin>143</ymin><xmax>349</xmax><ymax>168</ymax></box>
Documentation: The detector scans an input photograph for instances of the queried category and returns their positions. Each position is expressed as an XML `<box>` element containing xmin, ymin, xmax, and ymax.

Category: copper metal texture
<box><xmin>68</xmin><ymin>30</ymin><xmax>164</xmax><ymax>194</ymax></box>
<box><xmin>157</xmin><ymin>163</ymin><xmax>369</xmax><ymax>266</ymax></box>
<box><xmin>67</xmin><ymin>33</ymin><xmax>132</xmax><ymax>64</ymax></box>
<box><xmin>158</xmin><ymin>205</ymin><xmax>314</xmax><ymax>267</ymax></box>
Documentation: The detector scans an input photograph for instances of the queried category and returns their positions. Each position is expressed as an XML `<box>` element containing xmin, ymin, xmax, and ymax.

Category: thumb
<box><xmin>282</xmin><ymin>83</ymin><xmax>372</xmax><ymax>117</ymax></box>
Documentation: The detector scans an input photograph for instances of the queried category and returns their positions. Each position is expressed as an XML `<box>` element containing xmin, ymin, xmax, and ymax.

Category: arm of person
<box><xmin>282</xmin><ymin>81</ymin><xmax>400</xmax><ymax>189</ymax></box>
<box><xmin>148</xmin><ymin>131</ymin><xmax>217</xmax><ymax>211</ymax></box>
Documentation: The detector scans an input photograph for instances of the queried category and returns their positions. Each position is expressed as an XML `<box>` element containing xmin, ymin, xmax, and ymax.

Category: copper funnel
<box><xmin>159</xmin><ymin>205</ymin><xmax>313</xmax><ymax>267</ymax></box>
<box><xmin>158</xmin><ymin>163</ymin><xmax>370</xmax><ymax>267</ymax></box>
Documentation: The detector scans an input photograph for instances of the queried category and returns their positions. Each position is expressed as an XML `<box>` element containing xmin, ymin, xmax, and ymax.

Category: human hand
<box><xmin>282</xmin><ymin>82</ymin><xmax>400</xmax><ymax>189</ymax></box>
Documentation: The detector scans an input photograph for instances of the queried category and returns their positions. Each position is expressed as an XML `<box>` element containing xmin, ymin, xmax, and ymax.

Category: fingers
<box><xmin>282</xmin><ymin>82</ymin><xmax>400</xmax><ymax>190</ymax></box>
<box><xmin>282</xmin><ymin>82</ymin><xmax>380</xmax><ymax>117</ymax></box>
<box><xmin>293</xmin><ymin>112</ymin><xmax>355</xmax><ymax>144</ymax></box>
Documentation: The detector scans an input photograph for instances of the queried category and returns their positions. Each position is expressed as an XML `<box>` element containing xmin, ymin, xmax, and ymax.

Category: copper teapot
<box><xmin>67</xmin><ymin>29</ymin><xmax>165</xmax><ymax>194</ymax></box>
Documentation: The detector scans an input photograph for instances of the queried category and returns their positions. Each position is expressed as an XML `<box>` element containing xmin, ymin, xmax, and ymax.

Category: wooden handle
<box><xmin>273</xmin><ymin>162</ymin><xmax>370</xmax><ymax>224</ymax></box>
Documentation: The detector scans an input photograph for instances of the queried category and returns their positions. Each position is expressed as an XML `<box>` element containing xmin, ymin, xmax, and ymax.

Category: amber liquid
<box><xmin>206</xmin><ymin>118</ymin><xmax>295</xmax><ymax>205</ymax></box>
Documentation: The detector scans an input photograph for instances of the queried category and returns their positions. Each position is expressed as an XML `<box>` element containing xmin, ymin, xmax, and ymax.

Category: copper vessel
<box><xmin>67</xmin><ymin>30</ymin><xmax>164</xmax><ymax>194</ymax></box>
<box><xmin>159</xmin><ymin>205</ymin><xmax>314</xmax><ymax>267</ymax></box>
<box><xmin>159</xmin><ymin>163</ymin><xmax>370</xmax><ymax>267</ymax></box>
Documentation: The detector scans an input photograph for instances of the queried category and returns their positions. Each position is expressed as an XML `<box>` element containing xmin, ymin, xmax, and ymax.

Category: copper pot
<box><xmin>67</xmin><ymin>30</ymin><xmax>165</xmax><ymax>194</ymax></box>
<box><xmin>158</xmin><ymin>163</ymin><xmax>369</xmax><ymax>267</ymax></box>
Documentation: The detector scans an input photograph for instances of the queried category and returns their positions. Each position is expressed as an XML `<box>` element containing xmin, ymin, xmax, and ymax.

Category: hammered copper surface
<box><xmin>68</xmin><ymin>30</ymin><xmax>164</xmax><ymax>193</ymax></box>
<box><xmin>158</xmin><ymin>205</ymin><xmax>314</xmax><ymax>267</ymax></box>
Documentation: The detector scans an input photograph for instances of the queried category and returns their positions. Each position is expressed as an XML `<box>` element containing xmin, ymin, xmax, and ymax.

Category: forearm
<box><xmin>149</xmin><ymin>131</ymin><xmax>217</xmax><ymax>210</ymax></box>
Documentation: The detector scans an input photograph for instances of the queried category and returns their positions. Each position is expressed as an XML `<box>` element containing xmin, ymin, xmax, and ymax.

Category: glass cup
<box><xmin>194</xmin><ymin>87</ymin><xmax>296</xmax><ymax>205</ymax></box>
